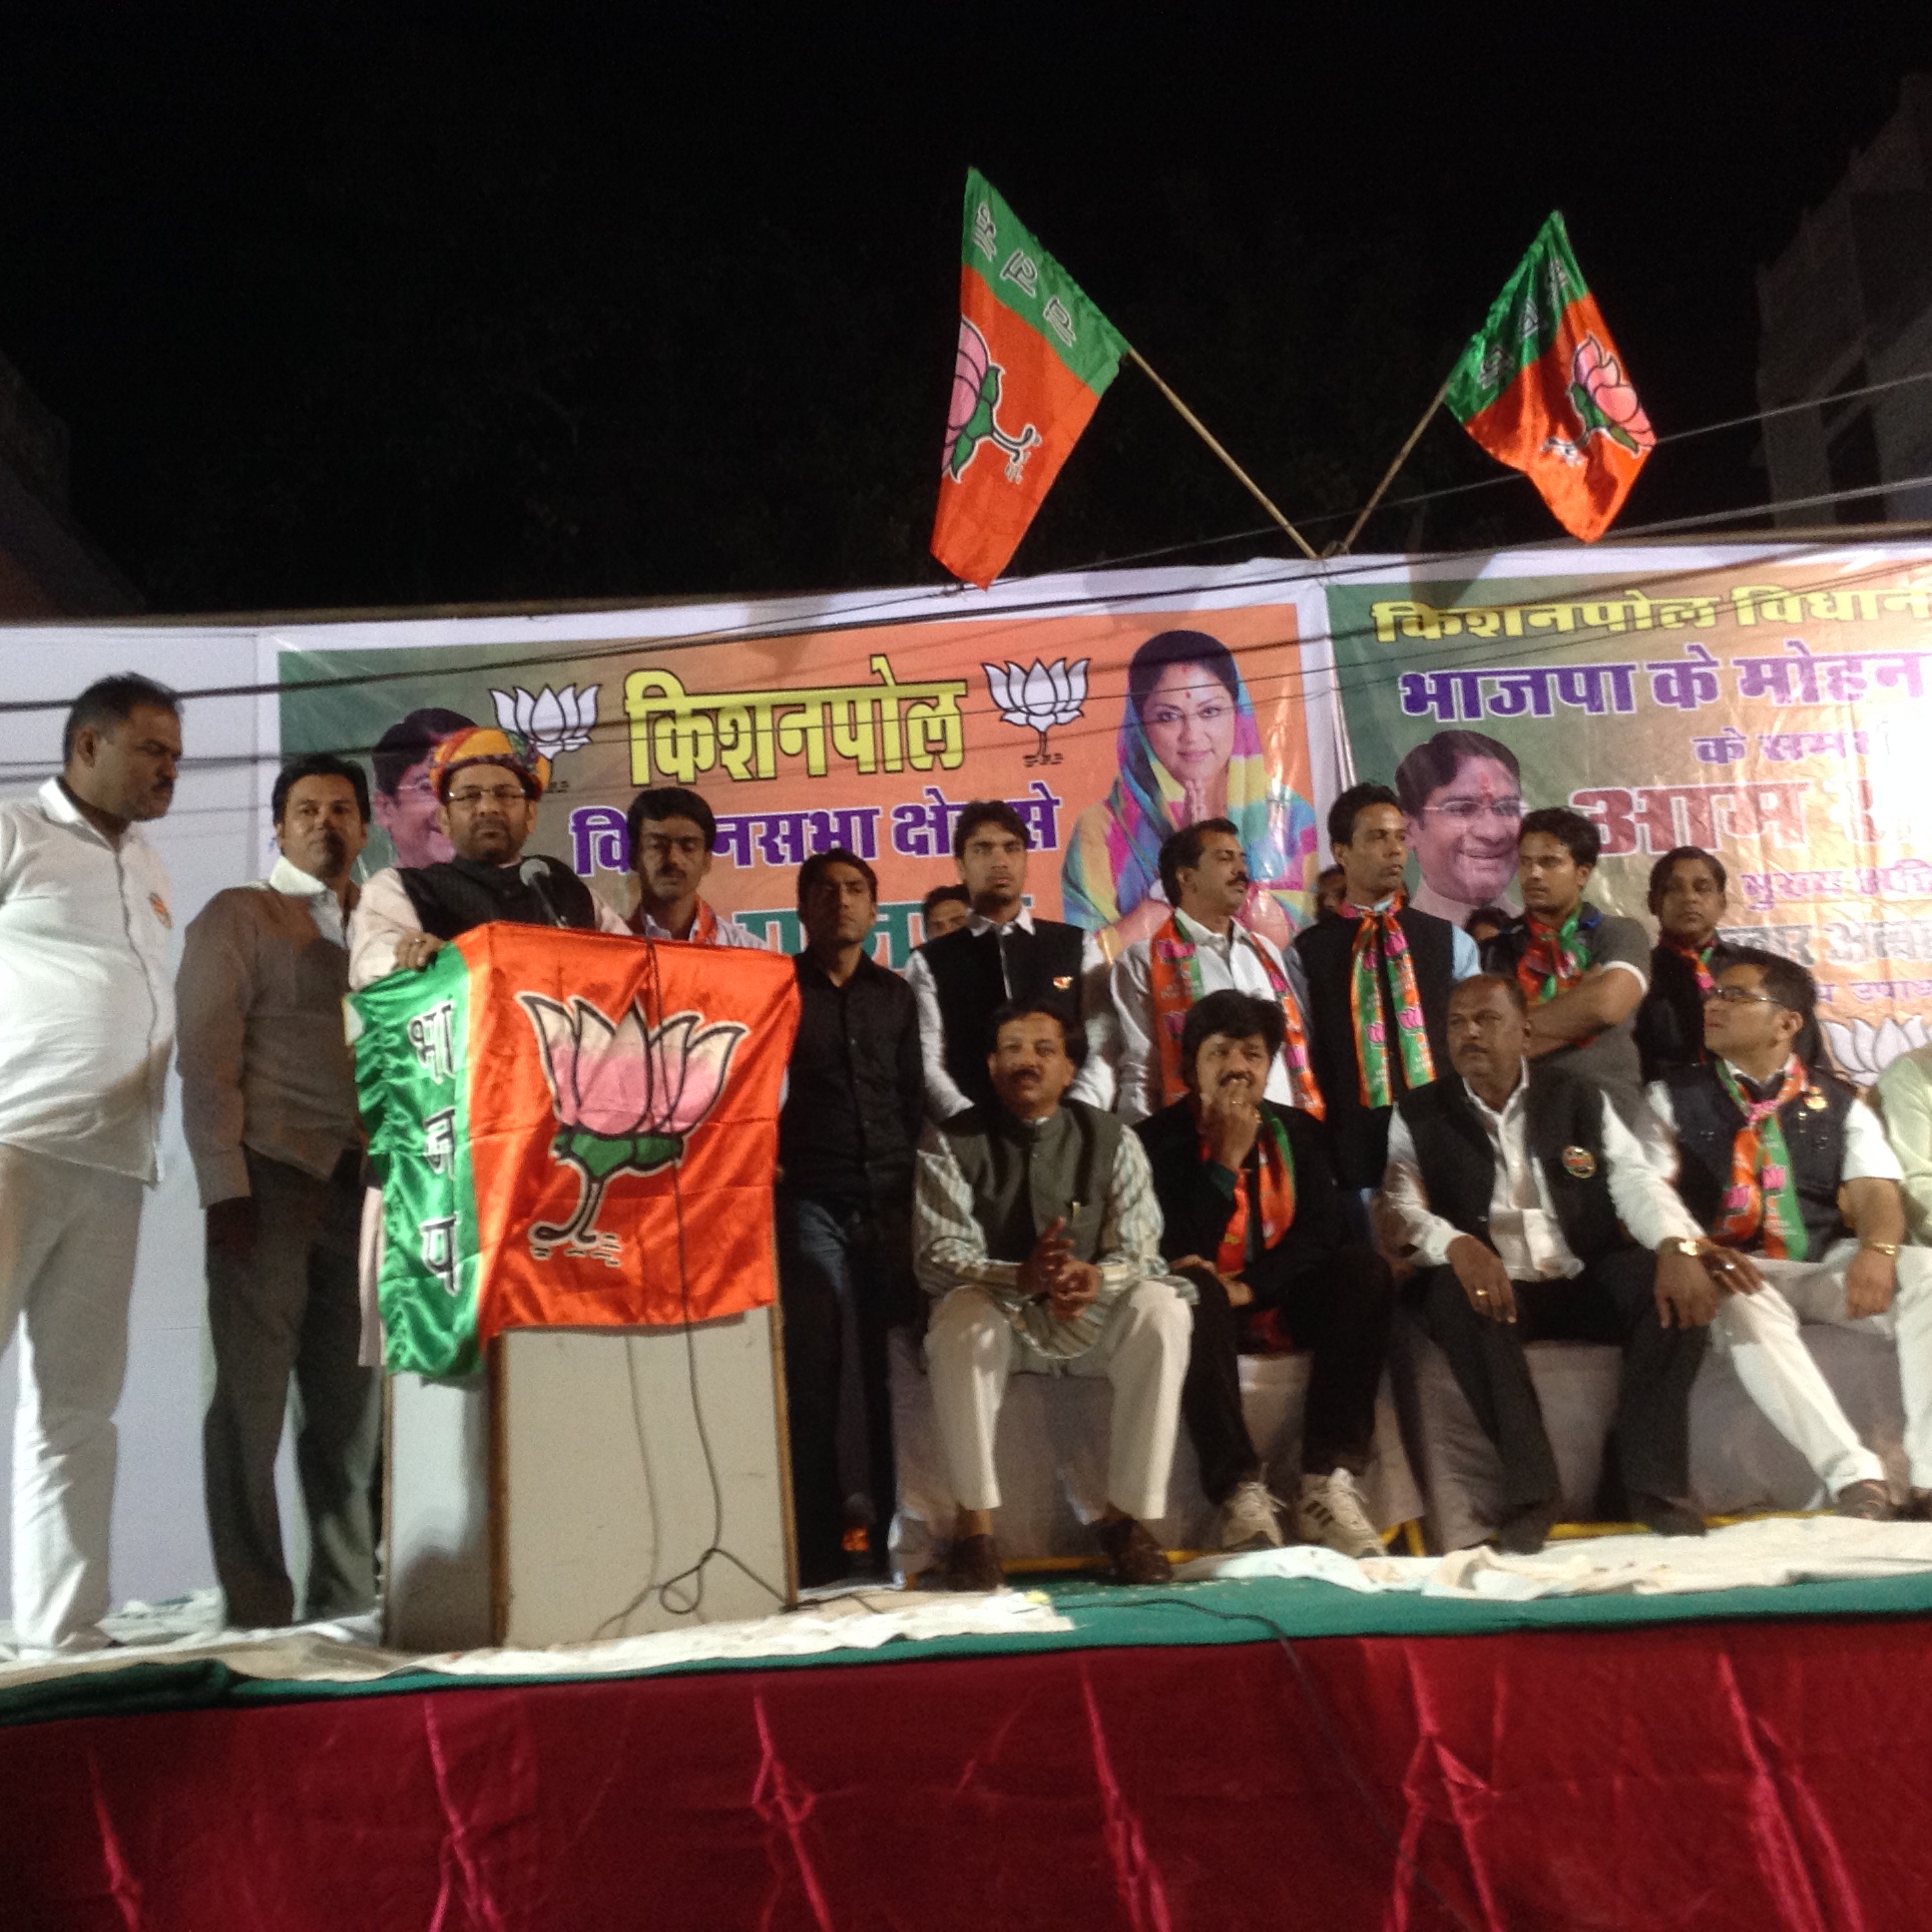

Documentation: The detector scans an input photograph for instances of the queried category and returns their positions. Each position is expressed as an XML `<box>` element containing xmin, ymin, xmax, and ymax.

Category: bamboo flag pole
<box><xmin>1126</xmin><ymin>347</ymin><xmax>1319</xmax><ymax>562</ymax></box>
<box><xmin>1333</xmin><ymin>370</ymin><xmax>1455</xmax><ymax>556</ymax></box>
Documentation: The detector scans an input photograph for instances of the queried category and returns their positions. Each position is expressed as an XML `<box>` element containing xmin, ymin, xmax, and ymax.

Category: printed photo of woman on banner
<box><xmin>1061</xmin><ymin>628</ymin><xmax>1318</xmax><ymax>958</ymax></box>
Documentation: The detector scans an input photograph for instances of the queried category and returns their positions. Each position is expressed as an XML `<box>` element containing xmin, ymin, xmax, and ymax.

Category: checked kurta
<box><xmin>353</xmin><ymin>925</ymin><xmax>798</xmax><ymax>1376</ymax></box>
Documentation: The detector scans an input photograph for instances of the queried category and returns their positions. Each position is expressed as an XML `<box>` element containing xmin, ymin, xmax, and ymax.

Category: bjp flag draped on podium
<box><xmin>352</xmin><ymin>926</ymin><xmax>799</xmax><ymax>1377</ymax></box>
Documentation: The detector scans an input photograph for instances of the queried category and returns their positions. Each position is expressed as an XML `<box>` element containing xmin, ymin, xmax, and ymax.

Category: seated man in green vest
<box><xmin>1652</xmin><ymin>949</ymin><xmax>1932</xmax><ymax>1519</ymax></box>
<box><xmin>1136</xmin><ymin>990</ymin><xmax>1394</xmax><ymax>1557</ymax></box>
<box><xmin>1380</xmin><ymin>974</ymin><xmax>1715</xmax><ymax>1553</ymax></box>
<box><xmin>916</xmin><ymin>999</ymin><xmax>1194</xmax><ymax>1591</ymax></box>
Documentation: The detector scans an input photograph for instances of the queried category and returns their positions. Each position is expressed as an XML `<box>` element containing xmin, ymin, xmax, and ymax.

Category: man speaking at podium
<box><xmin>349</xmin><ymin>726</ymin><xmax>628</xmax><ymax>989</ymax></box>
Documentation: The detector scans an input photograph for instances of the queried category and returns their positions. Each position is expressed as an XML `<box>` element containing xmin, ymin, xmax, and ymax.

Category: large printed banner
<box><xmin>277</xmin><ymin>572</ymin><xmax>1339</xmax><ymax>963</ymax></box>
<box><xmin>1325</xmin><ymin>545</ymin><xmax>1932</xmax><ymax>1084</ymax></box>
<box><xmin>352</xmin><ymin>925</ymin><xmax>798</xmax><ymax>1376</ymax></box>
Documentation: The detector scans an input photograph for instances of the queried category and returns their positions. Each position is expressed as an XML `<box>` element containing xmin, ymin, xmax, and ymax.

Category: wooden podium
<box><xmin>383</xmin><ymin>1308</ymin><xmax>795</xmax><ymax>1652</ymax></box>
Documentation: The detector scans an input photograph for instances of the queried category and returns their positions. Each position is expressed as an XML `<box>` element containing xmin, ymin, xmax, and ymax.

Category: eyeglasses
<box><xmin>1703</xmin><ymin>986</ymin><xmax>1778</xmax><ymax>1006</ymax></box>
<box><xmin>446</xmin><ymin>784</ymin><xmax>527</xmax><ymax>808</ymax></box>
<box><xmin>1420</xmin><ymin>797</ymin><xmax>1525</xmax><ymax>823</ymax></box>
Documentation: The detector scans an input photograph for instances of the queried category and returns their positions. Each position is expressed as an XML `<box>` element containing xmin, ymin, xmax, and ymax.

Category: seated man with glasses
<box><xmin>1648</xmin><ymin>949</ymin><xmax>1932</xmax><ymax>1519</ymax></box>
<box><xmin>1394</xmin><ymin>729</ymin><xmax>1525</xmax><ymax>930</ymax></box>
<box><xmin>349</xmin><ymin>726</ymin><xmax>628</xmax><ymax>987</ymax></box>
<box><xmin>1481</xmin><ymin>807</ymin><xmax>1652</xmax><ymax>1126</ymax></box>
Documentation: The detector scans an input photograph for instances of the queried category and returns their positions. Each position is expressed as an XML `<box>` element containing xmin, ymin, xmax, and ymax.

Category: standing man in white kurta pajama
<box><xmin>0</xmin><ymin>676</ymin><xmax>182</xmax><ymax>1653</ymax></box>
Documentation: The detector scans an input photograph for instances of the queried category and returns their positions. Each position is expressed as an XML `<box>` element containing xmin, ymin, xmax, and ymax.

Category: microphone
<box><xmin>519</xmin><ymin>857</ymin><xmax>565</xmax><ymax>928</ymax></box>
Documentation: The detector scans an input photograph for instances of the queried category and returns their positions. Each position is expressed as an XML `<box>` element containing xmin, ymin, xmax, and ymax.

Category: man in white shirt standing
<box><xmin>1380</xmin><ymin>974</ymin><xmax>1715</xmax><ymax>1553</ymax></box>
<box><xmin>1111</xmin><ymin>817</ymin><xmax>1315</xmax><ymax>1126</ymax></box>
<box><xmin>905</xmin><ymin>800</ymin><xmax>1114</xmax><ymax>1120</ymax></box>
<box><xmin>177</xmin><ymin>753</ymin><xmax>380</xmax><ymax>1629</ymax></box>
<box><xmin>1650</xmin><ymin>950</ymin><xmax>1932</xmax><ymax>1520</ymax></box>
<box><xmin>0</xmin><ymin>675</ymin><xmax>181</xmax><ymax>1651</ymax></box>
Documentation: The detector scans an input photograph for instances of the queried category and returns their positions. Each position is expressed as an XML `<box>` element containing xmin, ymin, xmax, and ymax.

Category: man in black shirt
<box><xmin>1635</xmin><ymin>845</ymin><xmax>1735</xmax><ymax>1082</ymax></box>
<box><xmin>778</xmin><ymin>847</ymin><xmax>925</xmax><ymax>1584</ymax></box>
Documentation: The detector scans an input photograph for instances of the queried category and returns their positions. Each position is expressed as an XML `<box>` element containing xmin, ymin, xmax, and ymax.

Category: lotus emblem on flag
<box><xmin>1822</xmin><ymin>1013</ymin><xmax>1932</xmax><ymax>1086</ymax></box>
<box><xmin>489</xmin><ymin>685</ymin><xmax>600</xmax><ymax>763</ymax></box>
<box><xmin>944</xmin><ymin>318</ymin><xmax>1040</xmax><ymax>484</ymax></box>
<box><xmin>1563</xmin><ymin>334</ymin><xmax>1656</xmax><ymax>458</ymax></box>
<box><xmin>983</xmin><ymin>657</ymin><xmax>1089</xmax><ymax>765</ymax></box>
<box><xmin>517</xmin><ymin>995</ymin><xmax>745</xmax><ymax>1266</ymax></box>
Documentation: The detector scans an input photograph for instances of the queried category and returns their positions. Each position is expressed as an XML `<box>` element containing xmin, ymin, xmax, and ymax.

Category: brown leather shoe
<box><xmin>943</xmin><ymin>1532</ymin><xmax>1005</xmax><ymax>1593</ymax></box>
<box><xmin>1834</xmin><ymin>1479</ymin><xmax>1898</xmax><ymax>1521</ymax></box>
<box><xmin>1096</xmin><ymin>1515</ymin><xmax>1173</xmax><ymax>1586</ymax></box>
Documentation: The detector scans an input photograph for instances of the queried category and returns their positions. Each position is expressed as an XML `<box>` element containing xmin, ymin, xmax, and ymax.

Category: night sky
<box><xmin>3</xmin><ymin>8</ymin><xmax>1931</xmax><ymax>615</ymax></box>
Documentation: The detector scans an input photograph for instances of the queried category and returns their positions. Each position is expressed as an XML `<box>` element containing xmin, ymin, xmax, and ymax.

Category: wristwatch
<box><xmin>1658</xmin><ymin>1236</ymin><xmax>1702</xmax><ymax>1258</ymax></box>
<box><xmin>1860</xmin><ymin>1239</ymin><xmax>1902</xmax><ymax>1259</ymax></box>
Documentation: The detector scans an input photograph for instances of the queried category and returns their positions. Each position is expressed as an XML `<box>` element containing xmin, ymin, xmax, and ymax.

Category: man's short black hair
<box><xmin>271</xmin><ymin>752</ymin><xmax>371</xmax><ymax>825</ymax></box>
<box><xmin>922</xmin><ymin>883</ymin><xmax>971</xmax><ymax>918</ymax></box>
<box><xmin>952</xmin><ymin>798</ymin><xmax>1029</xmax><ymax>860</ymax></box>
<box><xmin>1158</xmin><ymin>816</ymin><xmax>1240</xmax><ymax>905</ymax></box>
<box><xmin>1519</xmin><ymin>805</ymin><xmax>1601</xmax><ymax>870</ymax></box>
<box><xmin>63</xmin><ymin>675</ymin><xmax>181</xmax><ymax>763</ymax></box>
<box><xmin>370</xmin><ymin>708</ymin><xmax>473</xmax><ymax>797</ymax></box>
<box><xmin>987</xmin><ymin>996</ymin><xmax>1086</xmax><ymax>1067</ymax></box>
<box><xmin>1180</xmin><ymin>989</ymin><xmax>1285</xmax><ymax>1086</ymax></box>
<box><xmin>1393</xmin><ymin>728</ymin><xmax>1520</xmax><ymax>817</ymax></box>
<box><xmin>796</xmin><ymin>846</ymin><xmax>878</xmax><ymax>903</ymax></box>
<box><xmin>1463</xmin><ymin>905</ymin><xmax>1512</xmax><ymax>935</ymax></box>
<box><xmin>1451</xmin><ymin>971</ymin><xmax>1528</xmax><ymax>1015</ymax></box>
<box><xmin>627</xmin><ymin>785</ymin><xmax>719</xmax><ymax>856</ymax></box>
<box><xmin>1647</xmin><ymin>844</ymin><xmax>1728</xmax><ymax>911</ymax></box>
<box><xmin>1327</xmin><ymin>781</ymin><xmax>1401</xmax><ymax>849</ymax></box>
<box><xmin>1722</xmin><ymin>946</ymin><xmax>1817</xmax><ymax>1026</ymax></box>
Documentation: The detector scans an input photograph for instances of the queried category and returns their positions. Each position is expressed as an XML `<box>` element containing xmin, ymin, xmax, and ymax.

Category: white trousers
<box><xmin>1711</xmin><ymin>1239</ymin><xmax>1932</xmax><ymax>1496</ymax></box>
<box><xmin>0</xmin><ymin>1145</ymin><xmax>143</xmax><ymax>1650</ymax></box>
<box><xmin>924</xmin><ymin>1278</ymin><xmax>1192</xmax><ymax>1525</ymax></box>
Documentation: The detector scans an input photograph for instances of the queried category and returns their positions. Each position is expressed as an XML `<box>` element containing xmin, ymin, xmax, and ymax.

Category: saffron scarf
<box><xmin>1209</xmin><ymin>1109</ymin><xmax>1297</xmax><ymax>1276</ymax></box>
<box><xmin>1516</xmin><ymin>906</ymin><xmax>1591</xmax><ymax>1005</ymax></box>
<box><xmin>1669</xmin><ymin>939</ymin><xmax>1717</xmax><ymax>999</ymax></box>
<box><xmin>1712</xmin><ymin>1055</ymin><xmax>1810</xmax><ymax>1261</ymax></box>
<box><xmin>634</xmin><ymin>898</ymin><xmax>721</xmax><ymax>942</ymax></box>
<box><xmin>1342</xmin><ymin>893</ymin><xmax>1436</xmax><ymax>1107</ymax></box>
<box><xmin>1148</xmin><ymin>913</ymin><xmax>1323</xmax><ymax>1119</ymax></box>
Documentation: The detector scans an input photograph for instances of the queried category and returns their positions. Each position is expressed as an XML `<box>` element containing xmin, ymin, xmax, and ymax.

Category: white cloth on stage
<box><xmin>1711</xmin><ymin>1241</ymin><xmax>1932</xmax><ymax>1494</ymax></box>
<box><xmin>923</xmin><ymin>1277</ymin><xmax>1192</xmax><ymax>1525</ymax></box>
<box><xmin>0</xmin><ymin>1145</ymin><xmax>144</xmax><ymax>1651</ymax></box>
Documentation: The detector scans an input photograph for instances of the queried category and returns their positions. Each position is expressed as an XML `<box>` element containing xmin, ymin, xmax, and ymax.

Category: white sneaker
<box><xmin>1295</xmin><ymin>1469</ymin><xmax>1382</xmax><ymax>1560</ymax></box>
<box><xmin>1218</xmin><ymin>1478</ymin><xmax>1285</xmax><ymax>1552</ymax></box>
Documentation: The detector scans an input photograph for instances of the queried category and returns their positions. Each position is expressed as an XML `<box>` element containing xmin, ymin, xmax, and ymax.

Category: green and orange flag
<box><xmin>932</xmin><ymin>168</ymin><xmax>1129</xmax><ymax>588</ymax></box>
<box><xmin>1445</xmin><ymin>212</ymin><xmax>1655</xmax><ymax>542</ymax></box>
<box><xmin>352</xmin><ymin>925</ymin><xmax>798</xmax><ymax>1377</ymax></box>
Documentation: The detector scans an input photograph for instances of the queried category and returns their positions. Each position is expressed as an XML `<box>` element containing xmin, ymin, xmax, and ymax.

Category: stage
<box><xmin>6</xmin><ymin>1522</ymin><xmax>1932</xmax><ymax>1930</ymax></box>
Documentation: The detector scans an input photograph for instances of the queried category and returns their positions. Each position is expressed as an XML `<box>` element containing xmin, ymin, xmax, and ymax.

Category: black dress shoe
<box><xmin>1095</xmin><ymin>1516</ymin><xmax>1173</xmax><ymax>1586</ymax></box>
<box><xmin>943</xmin><ymin>1533</ymin><xmax>1005</xmax><ymax>1593</ymax></box>
<box><xmin>1494</xmin><ymin>1499</ymin><xmax>1563</xmax><ymax>1555</ymax></box>
<box><xmin>1632</xmin><ymin>1494</ymin><xmax>1707</xmax><ymax>1538</ymax></box>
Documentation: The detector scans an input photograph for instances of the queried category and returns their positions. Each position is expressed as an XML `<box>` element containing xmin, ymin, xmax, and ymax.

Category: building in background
<box><xmin>0</xmin><ymin>347</ymin><xmax>140</xmax><ymax>617</ymax></box>
<box><xmin>1757</xmin><ymin>74</ymin><xmax>1932</xmax><ymax>527</ymax></box>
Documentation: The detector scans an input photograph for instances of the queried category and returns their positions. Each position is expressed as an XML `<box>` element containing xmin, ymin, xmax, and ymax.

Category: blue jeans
<box><xmin>776</xmin><ymin>1193</ymin><xmax>913</xmax><ymax>1583</ymax></box>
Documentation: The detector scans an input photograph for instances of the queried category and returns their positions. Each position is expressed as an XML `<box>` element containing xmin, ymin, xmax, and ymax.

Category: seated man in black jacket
<box><xmin>1380</xmin><ymin>975</ymin><xmax>1715</xmax><ymax>1553</ymax></box>
<box><xmin>1137</xmin><ymin>990</ymin><xmax>1394</xmax><ymax>1557</ymax></box>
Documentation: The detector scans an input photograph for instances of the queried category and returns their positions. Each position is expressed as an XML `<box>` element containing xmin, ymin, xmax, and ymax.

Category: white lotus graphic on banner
<box><xmin>1822</xmin><ymin>1014</ymin><xmax>1932</xmax><ymax>1086</ymax></box>
<box><xmin>983</xmin><ymin>657</ymin><xmax>1089</xmax><ymax>766</ymax></box>
<box><xmin>489</xmin><ymin>684</ymin><xmax>600</xmax><ymax>763</ymax></box>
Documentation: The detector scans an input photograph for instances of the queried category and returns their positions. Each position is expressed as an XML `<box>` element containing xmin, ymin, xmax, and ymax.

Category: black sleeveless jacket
<box><xmin>1662</xmin><ymin>1062</ymin><xmax>1854</xmax><ymax>1254</ymax></box>
<box><xmin>1395</xmin><ymin>1061</ymin><xmax>1628</xmax><ymax>1266</ymax></box>
<box><xmin>920</xmin><ymin>919</ymin><xmax>1086</xmax><ymax>1116</ymax></box>
<box><xmin>396</xmin><ymin>854</ymin><xmax>603</xmax><ymax>940</ymax></box>
<box><xmin>1294</xmin><ymin>905</ymin><xmax>1457</xmax><ymax>1189</ymax></box>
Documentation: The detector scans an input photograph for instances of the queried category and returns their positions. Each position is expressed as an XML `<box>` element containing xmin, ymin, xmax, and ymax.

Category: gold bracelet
<box><xmin>1860</xmin><ymin>1239</ymin><xmax>1902</xmax><ymax>1259</ymax></box>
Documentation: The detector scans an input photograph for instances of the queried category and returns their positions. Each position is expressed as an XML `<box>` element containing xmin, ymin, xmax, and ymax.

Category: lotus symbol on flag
<box><xmin>983</xmin><ymin>657</ymin><xmax>1089</xmax><ymax>765</ymax></box>
<box><xmin>944</xmin><ymin>318</ymin><xmax>1041</xmax><ymax>485</ymax></box>
<box><xmin>1566</xmin><ymin>335</ymin><xmax>1656</xmax><ymax>457</ymax></box>
<box><xmin>489</xmin><ymin>684</ymin><xmax>600</xmax><ymax>764</ymax></box>
<box><xmin>517</xmin><ymin>995</ymin><xmax>745</xmax><ymax>1265</ymax></box>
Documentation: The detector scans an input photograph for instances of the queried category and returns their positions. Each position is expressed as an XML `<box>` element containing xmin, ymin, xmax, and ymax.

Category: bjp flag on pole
<box><xmin>931</xmin><ymin>168</ymin><xmax>1129</xmax><ymax>588</ymax></box>
<box><xmin>1444</xmin><ymin>212</ymin><xmax>1656</xmax><ymax>542</ymax></box>
<box><xmin>352</xmin><ymin>926</ymin><xmax>798</xmax><ymax>1377</ymax></box>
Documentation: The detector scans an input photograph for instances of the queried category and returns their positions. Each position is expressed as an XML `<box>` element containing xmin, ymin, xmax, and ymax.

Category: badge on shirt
<box><xmin>1803</xmin><ymin>1089</ymin><xmax>1828</xmax><ymax>1112</ymax></box>
<box><xmin>1052</xmin><ymin>974</ymin><xmax>1074</xmax><ymax>990</ymax></box>
<box><xmin>1560</xmin><ymin>1145</ymin><xmax>1597</xmax><ymax>1179</ymax></box>
<box><xmin>149</xmin><ymin>892</ymin><xmax>172</xmax><ymax>930</ymax></box>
